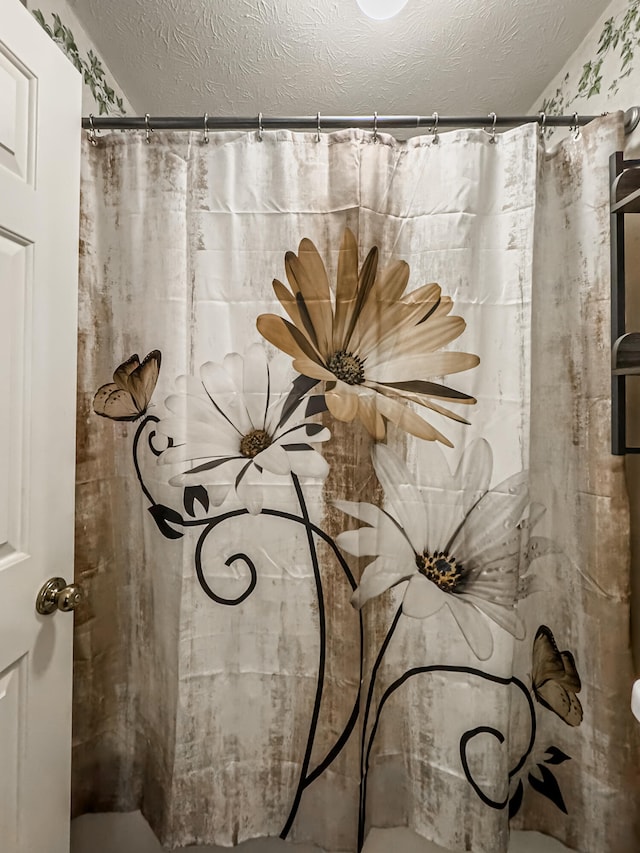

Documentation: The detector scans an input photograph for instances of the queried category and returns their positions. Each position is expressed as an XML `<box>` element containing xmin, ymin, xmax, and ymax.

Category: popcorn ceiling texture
<box><xmin>67</xmin><ymin>0</ymin><xmax>611</xmax><ymax>117</ymax></box>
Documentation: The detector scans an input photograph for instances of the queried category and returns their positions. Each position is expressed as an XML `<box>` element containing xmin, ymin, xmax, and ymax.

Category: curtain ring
<box><xmin>538</xmin><ymin>111</ymin><xmax>546</xmax><ymax>137</ymax></box>
<box><xmin>431</xmin><ymin>111</ymin><xmax>439</xmax><ymax>145</ymax></box>
<box><xmin>257</xmin><ymin>112</ymin><xmax>263</xmax><ymax>142</ymax></box>
<box><xmin>316</xmin><ymin>111</ymin><xmax>321</xmax><ymax>143</ymax></box>
<box><xmin>88</xmin><ymin>113</ymin><xmax>98</xmax><ymax>146</ymax></box>
<box><xmin>203</xmin><ymin>113</ymin><xmax>209</xmax><ymax>144</ymax></box>
<box><xmin>571</xmin><ymin>112</ymin><xmax>581</xmax><ymax>140</ymax></box>
<box><xmin>373</xmin><ymin>111</ymin><xmax>378</xmax><ymax>143</ymax></box>
<box><xmin>144</xmin><ymin>113</ymin><xmax>153</xmax><ymax>144</ymax></box>
<box><xmin>484</xmin><ymin>112</ymin><xmax>497</xmax><ymax>143</ymax></box>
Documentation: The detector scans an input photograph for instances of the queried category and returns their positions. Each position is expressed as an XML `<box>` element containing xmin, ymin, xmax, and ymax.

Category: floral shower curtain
<box><xmin>73</xmin><ymin>115</ymin><xmax>640</xmax><ymax>853</ymax></box>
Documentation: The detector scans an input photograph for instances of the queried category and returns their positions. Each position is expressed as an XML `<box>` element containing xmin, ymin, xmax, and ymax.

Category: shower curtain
<box><xmin>73</xmin><ymin>115</ymin><xmax>640</xmax><ymax>853</ymax></box>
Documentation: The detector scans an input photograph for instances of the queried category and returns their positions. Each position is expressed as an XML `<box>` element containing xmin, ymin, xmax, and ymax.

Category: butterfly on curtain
<box><xmin>532</xmin><ymin>625</ymin><xmax>583</xmax><ymax>727</ymax></box>
<box><xmin>93</xmin><ymin>350</ymin><xmax>161</xmax><ymax>421</ymax></box>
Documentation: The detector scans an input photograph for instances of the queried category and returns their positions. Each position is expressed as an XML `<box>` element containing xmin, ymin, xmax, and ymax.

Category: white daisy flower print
<box><xmin>157</xmin><ymin>343</ymin><xmax>331</xmax><ymax>514</ymax></box>
<box><xmin>335</xmin><ymin>441</ymin><xmax>536</xmax><ymax>660</ymax></box>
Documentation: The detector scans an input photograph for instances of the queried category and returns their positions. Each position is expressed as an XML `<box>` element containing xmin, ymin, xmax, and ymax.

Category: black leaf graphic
<box><xmin>148</xmin><ymin>504</ymin><xmax>184</xmax><ymax>539</ymax></box>
<box><xmin>277</xmin><ymin>375</ymin><xmax>319</xmax><ymax>428</ymax></box>
<box><xmin>508</xmin><ymin>780</ymin><xmax>524</xmax><ymax>819</ymax></box>
<box><xmin>544</xmin><ymin>746</ymin><xmax>571</xmax><ymax>765</ymax></box>
<box><xmin>305</xmin><ymin>394</ymin><xmax>328</xmax><ymax>417</ymax></box>
<box><xmin>304</xmin><ymin>422</ymin><xmax>326</xmax><ymax>437</ymax></box>
<box><xmin>528</xmin><ymin>764</ymin><xmax>568</xmax><ymax>814</ymax></box>
<box><xmin>183</xmin><ymin>486</ymin><xmax>210</xmax><ymax>517</ymax></box>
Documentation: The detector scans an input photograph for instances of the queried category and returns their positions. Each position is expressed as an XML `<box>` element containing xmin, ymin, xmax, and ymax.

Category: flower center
<box><xmin>240</xmin><ymin>429</ymin><xmax>272</xmax><ymax>458</ymax></box>
<box><xmin>327</xmin><ymin>350</ymin><xmax>365</xmax><ymax>385</ymax></box>
<box><xmin>416</xmin><ymin>551</ymin><xmax>463</xmax><ymax>593</ymax></box>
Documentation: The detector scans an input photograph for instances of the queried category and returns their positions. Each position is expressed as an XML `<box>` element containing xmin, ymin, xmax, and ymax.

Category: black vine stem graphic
<box><xmin>132</xmin><ymin>415</ymin><xmax>363</xmax><ymax>839</ymax></box>
<box><xmin>357</xmin><ymin>606</ymin><xmax>537</xmax><ymax>852</ymax></box>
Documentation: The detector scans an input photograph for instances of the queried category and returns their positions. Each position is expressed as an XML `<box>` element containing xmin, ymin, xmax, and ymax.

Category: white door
<box><xmin>0</xmin><ymin>1</ymin><xmax>81</xmax><ymax>852</ymax></box>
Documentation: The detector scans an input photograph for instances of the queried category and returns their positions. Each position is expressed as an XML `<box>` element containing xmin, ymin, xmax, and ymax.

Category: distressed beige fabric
<box><xmin>73</xmin><ymin>117</ymin><xmax>639</xmax><ymax>852</ymax></box>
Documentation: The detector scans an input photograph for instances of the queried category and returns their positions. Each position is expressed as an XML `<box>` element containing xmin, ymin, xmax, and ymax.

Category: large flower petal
<box><xmin>372</xmin><ymin>314</ymin><xmax>467</xmax><ymax>362</ymax></box>
<box><xmin>235</xmin><ymin>461</ymin><xmax>264</xmax><ymax>515</ymax></box>
<box><xmin>342</xmin><ymin>245</ymin><xmax>379</xmax><ymax>350</ymax></box>
<box><xmin>160</xmin><ymin>443</ymin><xmax>235</xmax><ymax>465</ymax></box>
<box><xmin>242</xmin><ymin>343</ymin><xmax>270</xmax><ymax>430</ymax></box>
<box><xmin>445</xmin><ymin>597</ymin><xmax>494</xmax><ymax>660</ymax></box>
<box><xmin>371</xmin><ymin>445</ymin><xmax>427</xmax><ymax>553</ymax></box>
<box><xmin>255</xmin><ymin>442</ymin><xmax>291</xmax><ymax>475</ymax></box>
<box><xmin>356</xmin><ymin>390</ymin><xmax>386</xmax><ymax>440</ymax></box>
<box><xmin>292</xmin><ymin>357</ymin><xmax>335</xmax><ymax>381</ymax></box>
<box><xmin>454</xmin><ymin>439</ymin><xmax>493</xmax><ymax>514</ymax></box>
<box><xmin>326</xmin><ymin>383</ymin><xmax>359</xmax><ymax>422</ymax></box>
<box><xmin>287</xmin><ymin>447</ymin><xmax>329</xmax><ymax>478</ymax></box>
<box><xmin>351</xmin><ymin>558</ymin><xmax>409</xmax><ymax>610</ymax></box>
<box><xmin>354</xmin><ymin>280</ymin><xmax>438</xmax><ymax>355</ymax></box>
<box><xmin>272</xmin><ymin>278</ymin><xmax>307</xmax><ymax>331</ymax></box>
<box><xmin>402</xmin><ymin>574</ymin><xmax>447</xmax><ymax>618</ymax></box>
<box><xmin>157</xmin><ymin>417</ymin><xmax>236</xmax><ymax>449</ymax></box>
<box><xmin>333</xmin><ymin>227</ymin><xmax>359</xmax><ymax>351</ymax></box>
<box><xmin>257</xmin><ymin>314</ymin><xmax>323</xmax><ymax>364</ymax></box>
<box><xmin>274</xmin><ymin>422</ymin><xmax>331</xmax><ymax>445</ymax></box>
<box><xmin>458</xmin><ymin>593</ymin><xmax>526</xmax><ymax>640</ymax></box>
<box><xmin>336</xmin><ymin>520</ymin><xmax>414</xmax><ymax>560</ymax></box>
<box><xmin>285</xmin><ymin>240</ymin><xmax>333</xmax><ymax>358</ymax></box>
<box><xmin>333</xmin><ymin>500</ymin><xmax>388</xmax><ymax>528</ymax></box>
<box><xmin>374</xmin><ymin>392</ymin><xmax>453</xmax><ymax>446</ymax></box>
<box><xmin>449</xmin><ymin>471</ymin><xmax>528</xmax><ymax>560</ymax></box>
<box><xmin>366</xmin><ymin>351</ymin><xmax>480</xmax><ymax>383</ymax></box>
<box><xmin>376</xmin><ymin>386</ymin><xmax>472</xmax><ymax>424</ymax></box>
<box><xmin>200</xmin><ymin>361</ymin><xmax>252</xmax><ymax>436</ymax></box>
<box><xmin>169</xmin><ymin>455</ymin><xmax>245</xmax><ymax>488</ymax></box>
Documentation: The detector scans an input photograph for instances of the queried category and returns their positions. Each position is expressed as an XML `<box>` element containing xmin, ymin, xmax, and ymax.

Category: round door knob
<box><xmin>36</xmin><ymin>577</ymin><xmax>84</xmax><ymax>615</ymax></box>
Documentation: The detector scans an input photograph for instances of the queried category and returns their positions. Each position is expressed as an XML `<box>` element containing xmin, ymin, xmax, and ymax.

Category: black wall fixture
<box><xmin>610</xmin><ymin>151</ymin><xmax>640</xmax><ymax>454</ymax></box>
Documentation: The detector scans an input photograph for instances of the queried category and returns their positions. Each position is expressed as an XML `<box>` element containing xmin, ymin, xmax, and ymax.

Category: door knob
<box><xmin>36</xmin><ymin>577</ymin><xmax>84</xmax><ymax>615</ymax></box>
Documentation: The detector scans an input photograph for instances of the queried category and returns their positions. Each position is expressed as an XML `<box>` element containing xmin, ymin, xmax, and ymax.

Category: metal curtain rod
<box><xmin>82</xmin><ymin>107</ymin><xmax>640</xmax><ymax>134</ymax></box>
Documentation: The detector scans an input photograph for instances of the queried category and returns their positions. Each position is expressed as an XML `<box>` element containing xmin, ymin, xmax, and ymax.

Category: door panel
<box><xmin>0</xmin><ymin>2</ymin><xmax>81</xmax><ymax>852</ymax></box>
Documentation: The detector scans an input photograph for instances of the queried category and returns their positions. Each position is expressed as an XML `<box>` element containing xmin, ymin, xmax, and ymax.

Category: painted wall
<box><xmin>531</xmin><ymin>0</ymin><xmax>639</xmax><ymax>126</ymax></box>
<box><xmin>25</xmin><ymin>0</ymin><xmax>134</xmax><ymax>116</ymax></box>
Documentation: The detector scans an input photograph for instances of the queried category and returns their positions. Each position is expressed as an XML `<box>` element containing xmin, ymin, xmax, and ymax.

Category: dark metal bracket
<box><xmin>611</xmin><ymin>152</ymin><xmax>640</xmax><ymax>454</ymax></box>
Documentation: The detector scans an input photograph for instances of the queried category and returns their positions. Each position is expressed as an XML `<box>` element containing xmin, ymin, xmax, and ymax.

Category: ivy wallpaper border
<box><xmin>540</xmin><ymin>0</ymin><xmax>640</xmax><ymax>135</ymax></box>
<box><xmin>33</xmin><ymin>9</ymin><xmax>126</xmax><ymax>116</ymax></box>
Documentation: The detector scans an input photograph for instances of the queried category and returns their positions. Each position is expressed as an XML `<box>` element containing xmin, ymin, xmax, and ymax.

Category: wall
<box><xmin>25</xmin><ymin>0</ymin><xmax>134</xmax><ymax>116</ymax></box>
<box><xmin>530</xmin><ymin>0</ymin><xmax>638</xmax><ymax>128</ymax></box>
<box><xmin>532</xmin><ymin>0</ymin><xmax>640</xmax><ymax>679</ymax></box>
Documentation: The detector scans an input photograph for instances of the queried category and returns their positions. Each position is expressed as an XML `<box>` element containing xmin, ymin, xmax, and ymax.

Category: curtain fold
<box><xmin>74</xmin><ymin>117</ymin><xmax>640</xmax><ymax>853</ymax></box>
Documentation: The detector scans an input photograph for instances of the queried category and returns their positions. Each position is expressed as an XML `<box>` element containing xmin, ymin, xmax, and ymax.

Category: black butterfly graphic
<box><xmin>93</xmin><ymin>350</ymin><xmax>161</xmax><ymax>421</ymax></box>
<box><xmin>532</xmin><ymin>625</ymin><xmax>583</xmax><ymax>727</ymax></box>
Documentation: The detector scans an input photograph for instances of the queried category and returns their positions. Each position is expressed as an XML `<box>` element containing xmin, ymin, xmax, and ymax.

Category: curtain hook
<box><xmin>431</xmin><ymin>111</ymin><xmax>439</xmax><ymax>145</ymax></box>
<box><xmin>538</xmin><ymin>111</ymin><xmax>546</xmax><ymax>138</ymax></box>
<box><xmin>373</xmin><ymin>111</ymin><xmax>378</xmax><ymax>143</ymax></box>
<box><xmin>144</xmin><ymin>113</ymin><xmax>153</xmax><ymax>144</ymax></box>
<box><xmin>88</xmin><ymin>113</ymin><xmax>98</xmax><ymax>146</ymax></box>
<box><xmin>484</xmin><ymin>111</ymin><xmax>497</xmax><ymax>143</ymax></box>
<box><xmin>203</xmin><ymin>112</ymin><xmax>209</xmax><ymax>144</ymax></box>
<box><xmin>316</xmin><ymin>111</ymin><xmax>321</xmax><ymax>143</ymax></box>
<box><xmin>257</xmin><ymin>112</ymin><xmax>263</xmax><ymax>142</ymax></box>
<box><xmin>571</xmin><ymin>112</ymin><xmax>581</xmax><ymax>140</ymax></box>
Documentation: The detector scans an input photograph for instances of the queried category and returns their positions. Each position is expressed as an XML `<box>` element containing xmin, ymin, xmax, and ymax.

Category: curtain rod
<box><xmin>82</xmin><ymin>108</ymin><xmax>640</xmax><ymax>134</ymax></box>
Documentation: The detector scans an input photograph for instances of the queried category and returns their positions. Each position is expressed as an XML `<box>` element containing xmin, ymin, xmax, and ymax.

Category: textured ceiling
<box><xmin>68</xmin><ymin>0</ymin><xmax>612</xmax><ymax>117</ymax></box>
